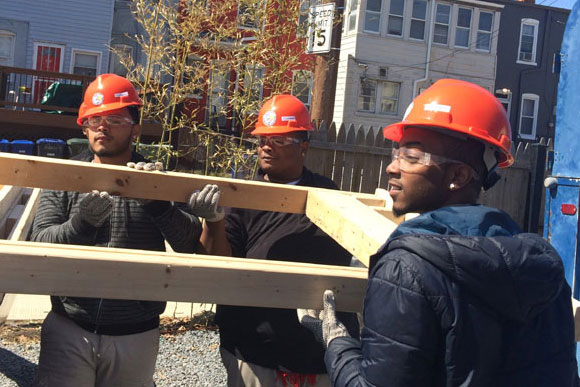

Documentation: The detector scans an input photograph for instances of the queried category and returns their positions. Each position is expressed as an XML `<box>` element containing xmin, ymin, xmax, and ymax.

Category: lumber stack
<box><xmin>0</xmin><ymin>153</ymin><xmax>406</xmax><ymax>311</ymax></box>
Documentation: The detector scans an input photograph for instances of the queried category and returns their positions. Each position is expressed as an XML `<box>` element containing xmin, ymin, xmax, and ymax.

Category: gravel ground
<box><xmin>0</xmin><ymin>317</ymin><xmax>227</xmax><ymax>387</ymax></box>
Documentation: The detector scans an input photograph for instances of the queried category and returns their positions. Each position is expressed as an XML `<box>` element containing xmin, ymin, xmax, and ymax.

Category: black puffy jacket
<box><xmin>325</xmin><ymin>205</ymin><xmax>578</xmax><ymax>386</ymax></box>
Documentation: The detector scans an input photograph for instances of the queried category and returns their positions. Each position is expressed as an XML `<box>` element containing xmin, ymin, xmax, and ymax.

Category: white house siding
<box><xmin>333</xmin><ymin>0</ymin><xmax>502</xmax><ymax>136</ymax></box>
<box><xmin>0</xmin><ymin>0</ymin><xmax>114</xmax><ymax>74</ymax></box>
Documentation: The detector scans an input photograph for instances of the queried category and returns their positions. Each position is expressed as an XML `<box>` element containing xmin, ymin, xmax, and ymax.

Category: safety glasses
<box><xmin>257</xmin><ymin>135</ymin><xmax>302</xmax><ymax>147</ymax></box>
<box><xmin>83</xmin><ymin>115</ymin><xmax>134</xmax><ymax>129</ymax></box>
<box><xmin>391</xmin><ymin>146</ymin><xmax>479</xmax><ymax>180</ymax></box>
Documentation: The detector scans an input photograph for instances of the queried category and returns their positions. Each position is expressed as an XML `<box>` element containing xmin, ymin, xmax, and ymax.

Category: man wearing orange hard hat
<box><xmin>205</xmin><ymin>94</ymin><xmax>359</xmax><ymax>386</ymax></box>
<box><xmin>299</xmin><ymin>79</ymin><xmax>578</xmax><ymax>386</ymax></box>
<box><xmin>31</xmin><ymin>74</ymin><xmax>222</xmax><ymax>386</ymax></box>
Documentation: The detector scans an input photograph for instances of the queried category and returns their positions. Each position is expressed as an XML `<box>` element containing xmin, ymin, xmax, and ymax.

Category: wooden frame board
<box><xmin>0</xmin><ymin>153</ymin><xmax>385</xmax><ymax>214</ymax></box>
<box><xmin>0</xmin><ymin>240</ymin><xmax>367</xmax><ymax>312</ymax></box>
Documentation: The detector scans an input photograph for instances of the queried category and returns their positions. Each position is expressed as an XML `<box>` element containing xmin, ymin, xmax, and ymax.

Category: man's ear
<box><xmin>300</xmin><ymin>141</ymin><xmax>309</xmax><ymax>157</ymax></box>
<box><xmin>131</xmin><ymin>124</ymin><xmax>141</xmax><ymax>140</ymax></box>
<box><xmin>82</xmin><ymin>127</ymin><xmax>88</xmax><ymax>138</ymax></box>
<box><xmin>447</xmin><ymin>163</ymin><xmax>475</xmax><ymax>191</ymax></box>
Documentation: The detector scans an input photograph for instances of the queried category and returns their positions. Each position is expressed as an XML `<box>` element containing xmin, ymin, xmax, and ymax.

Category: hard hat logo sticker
<box><xmin>263</xmin><ymin>110</ymin><xmax>277</xmax><ymax>126</ymax></box>
<box><xmin>423</xmin><ymin>102</ymin><xmax>451</xmax><ymax>113</ymax></box>
<box><xmin>114</xmin><ymin>91</ymin><xmax>129</xmax><ymax>98</ymax></box>
<box><xmin>92</xmin><ymin>92</ymin><xmax>104</xmax><ymax>106</ymax></box>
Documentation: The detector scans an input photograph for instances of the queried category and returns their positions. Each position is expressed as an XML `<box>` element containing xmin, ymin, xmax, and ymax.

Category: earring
<box><xmin>449</xmin><ymin>183</ymin><xmax>457</xmax><ymax>190</ymax></box>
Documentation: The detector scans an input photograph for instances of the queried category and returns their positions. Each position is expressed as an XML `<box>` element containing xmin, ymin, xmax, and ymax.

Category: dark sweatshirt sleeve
<box><xmin>325</xmin><ymin>250</ymin><xmax>441</xmax><ymax>387</ymax></box>
<box><xmin>30</xmin><ymin>189</ymin><xmax>99</xmax><ymax>245</ymax></box>
<box><xmin>141</xmin><ymin>201</ymin><xmax>202</xmax><ymax>254</ymax></box>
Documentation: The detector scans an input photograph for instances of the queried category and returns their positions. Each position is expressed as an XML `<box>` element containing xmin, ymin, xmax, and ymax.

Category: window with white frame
<box><xmin>410</xmin><ymin>0</ymin><xmax>427</xmax><ymax>40</ymax></box>
<box><xmin>0</xmin><ymin>30</ymin><xmax>15</xmax><ymax>66</ymax></box>
<box><xmin>243</xmin><ymin>64</ymin><xmax>264</xmax><ymax>110</ymax></box>
<box><xmin>183</xmin><ymin>55</ymin><xmax>206</xmax><ymax>99</ymax></box>
<box><xmin>476</xmin><ymin>11</ymin><xmax>493</xmax><ymax>51</ymax></box>
<box><xmin>518</xmin><ymin>19</ymin><xmax>539</xmax><ymax>64</ymax></box>
<box><xmin>109</xmin><ymin>44</ymin><xmax>133</xmax><ymax>76</ymax></box>
<box><xmin>292</xmin><ymin>70</ymin><xmax>313</xmax><ymax>110</ymax></box>
<box><xmin>358</xmin><ymin>78</ymin><xmax>400</xmax><ymax>114</ymax></box>
<box><xmin>433</xmin><ymin>3</ymin><xmax>450</xmax><ymax>45</ymax></box>
<box><xmin>455</xmin><ymin>7</ymin><xmax>472</xmax><ymax>48</ymax></box>
<box><xmin>365</xmin><ymin>0</ymin><xmax>382</xmax><ymax>33</ymax></box>
<box><xmin>519</xmin><ymin>93</ymin><xmax>539</xmax><ymax>139</ymax></box>
<box><xmin>387</xmin><ymin>0</ymin><xmax>404</xmax><ymax>36</ymax></box>
<box><xmin>348</xmin><ymin>0</ymin><xmax>359</xmax><ymax>32</ymax></box>
<box><xmin>71</xmin><ymin>50</ymin><xmax>100</xmax><ymax>76</ymax></box>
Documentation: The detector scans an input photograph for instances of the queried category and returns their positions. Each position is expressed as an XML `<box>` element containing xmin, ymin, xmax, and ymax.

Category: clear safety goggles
<box><xmin>391</xmin><ymin>146</ymin><xmax>478</xmax><ymax>177</ymax></box>
<box><xmin>257</xmin><ymin>135</ymin><xmax>302</xmax><ymax>147</ymax></box>
<box><xmin>83</xmin><ymin>115</ymin><xmax>134</xmax><ymax>129</ymax></box>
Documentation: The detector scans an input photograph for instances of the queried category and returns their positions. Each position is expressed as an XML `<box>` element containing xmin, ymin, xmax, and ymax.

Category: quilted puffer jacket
<box><xmin>325</xmin><ymin>205</ymin><xmax>578</xmax><ymax>387</ymax></box>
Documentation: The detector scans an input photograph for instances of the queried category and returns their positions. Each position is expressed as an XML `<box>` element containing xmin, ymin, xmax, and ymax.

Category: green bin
<box><xmin>67</xmin><ymin>138</ymin><xmax>89</xmax><ymax>158</ymax></box>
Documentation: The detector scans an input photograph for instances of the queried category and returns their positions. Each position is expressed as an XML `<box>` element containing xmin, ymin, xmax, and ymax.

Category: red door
<box><xmin>33</xmin><ymin>43</ymin><xmax>64</xmax><ymax>104</ymax></box>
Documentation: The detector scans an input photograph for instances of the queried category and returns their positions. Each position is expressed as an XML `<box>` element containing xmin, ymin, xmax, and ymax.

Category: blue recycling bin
<box><xmin>0</xmin><ymin>139</ymin><xmax>10</xmax><ymax>152</ymax></box>
<box><xmin>36</xmin><ymin>138</ymin><xmax>67</xmax><ymax>158</ymax></box>
<box><xmin>11</xmin><ymin>140</ymin><xmax>34</xmax><ymax>155</ymax></box>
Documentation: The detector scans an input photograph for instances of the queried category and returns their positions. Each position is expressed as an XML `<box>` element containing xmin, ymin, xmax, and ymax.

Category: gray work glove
<box><xmin>78</xmin><ymin>190</ymin><xmax>113</xmax><ymax>227</ymax></box>
<box><xmin>297</xmin><ymin>290</ymin><xmax>350</xmax><ymax>348</ymax></box>
<box><xmin>126</xmin><ymin>161</ymin><xmax>164</xmax><ymax>205</ymax></box>
<box><xmin>187</xmin><ymin>184</ymin><xmax>224</xmax><ymax>222</ymax></box>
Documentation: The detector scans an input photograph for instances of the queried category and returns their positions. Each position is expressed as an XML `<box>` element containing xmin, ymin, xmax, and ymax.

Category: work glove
<box><xmin>297</xmin><ymin>289</ymin><xmax>350</xmax><ymax>348</ymax></box>
<box><xmin>187</xmin><ymin>184</ymin><xmax>224</xmax><ymax>222</ymax></box>
<box><xmin>126</xmin><ymin>161</ymin><xmax>164</xmax><ymax>205</ymax></box>
<box><xmin>78</xmin><ymin>190</ymin><xmax>113</xmax><ymax>227</ymax></box>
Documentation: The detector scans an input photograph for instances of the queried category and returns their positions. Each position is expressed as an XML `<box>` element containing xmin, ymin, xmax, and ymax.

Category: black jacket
<box><xmin>215</xmin><ymin>167</ymin><xmax>359</xmax><ymax>374</ymax></box>
<box><xmin>325</xmin><ymin>205</ymin><xmax>578</xmax><ymax>386</ymax></box>
<box><xmin>30</xmin><ymin>151</ymin><xmax>202</xmax><ymax>335</ymax></box>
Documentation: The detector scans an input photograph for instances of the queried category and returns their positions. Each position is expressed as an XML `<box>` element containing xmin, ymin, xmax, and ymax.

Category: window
<box><xmin>358</xmin><ymin>78</ymin><xmax>400</xmax><ymax>114</ymax></box>
<box><xmin>238</xmin><ymin>0</ymin><xmax>260</xmax><ymax>29</ymax></box>
<box><xmin>410</xmin><ymin>0</ymin><xmax>427</xmax><ymax>40</ymax></box>
<box><xmin>348</xmin><ymin>0</ymin><xmax>359</xmax><ymax>32</ymax></box>
<box><xmin>365</xmin><ymin>0</ymin><xmax>382</xmax><ymax>33</ymax></box>
<box><xmin>455</xmin><ymin>7</ymin><xmax>472</xmax><ymax>48</ymax></box>
<box><xmin>476</xmin><ymin>11</ymin><xmax>493</xmax><ymax>51</ymax></box>
<box><xmin>243</xmin><ymin>64</ymin><xmax>264</xmax><ymax>110</ymax></box>
<box><xmin>71</xmin><ymin>50</ymin><xmax>101</xmax><ymax>76</ymax></box>
<box><xmin>183</xmin><ymin>55</ymin><xmax>206</xmax><ymax>99</ymax></box>
<box><xmin>207</xmin><ymin>68</ymin><xmax>230</xmax><ymax>129</ymax></box>
<box><xmin>519</xmin><ymin>93</ymin><xmax>539</xmax><ymax>139</ymax></box>
<box><xmin>298</xmin><ymin>0</ymin><xmax>318</xmax><ymax>35</ymax></box>
<box><xmin>109</xmin><ymin>44</ymin><xmax>133</xmax><ymax>76</ymax></box>
<box><xmin>433</xmin><ymin>3</ymin><xmax>450</xmax><ymax>45</ymax></box>
<box><xmin>0</xmin><ymin>31</ymin><xmax>15</xmax><ymax>66</ymax></box>
<box><xmin>292</xmin><ymin>70</ymin><xmax>313</xmax><ymax>110</ymax></box>
<box><xmin>387</xmin><ymin>0</ymin><xmax>404</xmax><ymax>36</ymax></box>
<box><xmin>518</xmin><ymin>19</ymin><xmax>539</xmax><ymax>64</ymax></box>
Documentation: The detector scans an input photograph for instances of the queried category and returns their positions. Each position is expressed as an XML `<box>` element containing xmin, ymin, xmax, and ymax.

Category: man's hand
<box><xmin>298</xmin><ymin>290</ymin><xmax>350</xmax><ymax>347</ymax></box>
<box><xmin>78</xmin><ymin>190</ymin><xmax>113</xmax><ymax>227</ymax></box>
<box><xmin>187</xmin><ymin>184</ymin><xmax>224</xmax><ymax>222</ymax></box>
<box><xmin>126</xmin><ymin>161</ymin><xmax>164</xmax><ymax>205</ymax></box>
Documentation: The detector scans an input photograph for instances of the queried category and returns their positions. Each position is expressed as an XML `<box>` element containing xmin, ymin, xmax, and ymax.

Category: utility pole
<box><xmin>309</xmin><ymin>0</ymin><xmax>344</xmax><ymax>126</ymax></box>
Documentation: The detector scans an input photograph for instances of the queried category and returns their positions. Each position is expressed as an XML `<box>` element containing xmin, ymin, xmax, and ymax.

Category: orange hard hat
<box><xmin>77</xmin><ymin>73</ymin><xmax>143</xmax><ymax>126</ymax></box>
<box><xmin>251</xmin><ymin>94</ymin><xmax>314</xmax><ymax>135</ymax></box>
<box><xmin>383</xmin><ymin>79</ymin><xmax>513</xmax><ymax>168</ymax></box>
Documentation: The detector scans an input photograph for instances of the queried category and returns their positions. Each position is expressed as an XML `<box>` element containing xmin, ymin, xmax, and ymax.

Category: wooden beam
<box><xmin>0</xmin><ymin>240</ymin><xmax>367</xmax><ymax>312</ymax></box>
<box><xmin>0</xmin><ymin>153</ymin><xmax>384</xmax><ymax>214</ymax></box>
<box><xmin>306</xmin><ymin>190</ymin><xmax>399</xmax><ymax>267</ymax></box>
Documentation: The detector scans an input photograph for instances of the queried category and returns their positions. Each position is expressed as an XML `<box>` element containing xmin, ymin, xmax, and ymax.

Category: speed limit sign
<box><xmin>306</xmin><ymin>3</ymin><xmax>335</xmax><ymax>54</ymax></box>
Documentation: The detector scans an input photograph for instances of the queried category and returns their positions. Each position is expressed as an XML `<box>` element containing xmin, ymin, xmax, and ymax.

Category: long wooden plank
<box><xmin>306</xmin><ymin>190</ymin><xmax>399</xmax><ymax>267</ymax></box>
<box><xmin>0</xmin><ymin>153</ymin><xmax>385</xmax><ymax>214</ymax></box>
<box><xmin>0</xmin><ymin>240</ymin><xmax>367</xmax><ymax>312</ymax></box>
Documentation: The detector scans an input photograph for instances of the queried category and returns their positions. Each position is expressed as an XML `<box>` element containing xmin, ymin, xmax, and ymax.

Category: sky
<box><xmin>537</xmin><ymin>0</ymin><xmax>577</xmax><ymax>9</ymax></box>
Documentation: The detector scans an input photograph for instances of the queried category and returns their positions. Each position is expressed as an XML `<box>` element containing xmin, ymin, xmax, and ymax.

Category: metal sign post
<box><xmin>306</xmin><ymin>3</ymin><xmax>335</xmax><ymax>54</ymax></box>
